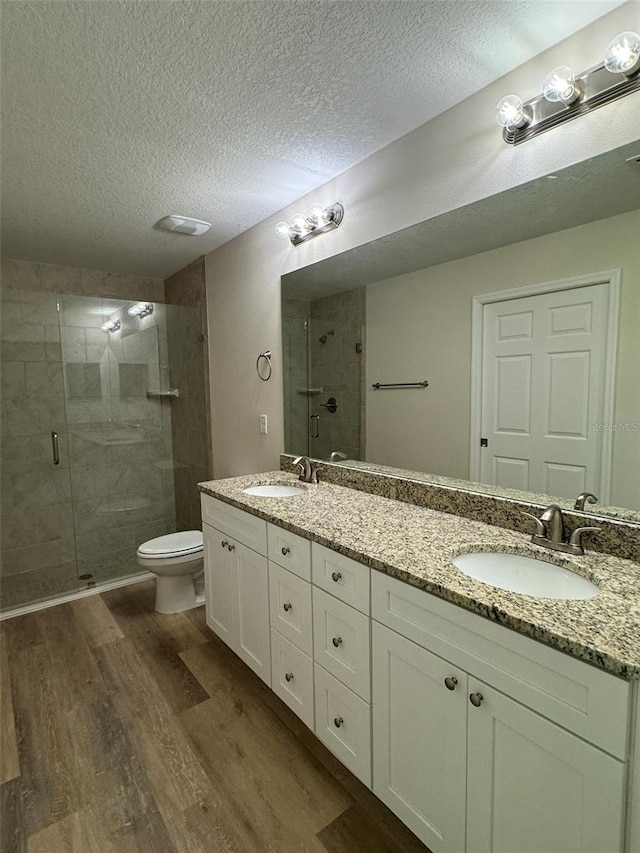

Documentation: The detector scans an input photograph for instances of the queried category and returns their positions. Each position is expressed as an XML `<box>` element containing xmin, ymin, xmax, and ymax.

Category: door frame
<box><xmin>469</xmin><ymin>269</ymin><xmax>621</xmax><ymax>503</ymax></box>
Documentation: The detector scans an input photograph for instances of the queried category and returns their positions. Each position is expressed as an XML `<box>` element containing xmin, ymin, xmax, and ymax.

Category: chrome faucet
<box><xmin>574</xmin><ymin>492</ymin><xmax>598</xmax><ymax>511</ymax></box>
<box><xmin>522</xmin><ymin>504</ymin><xmax>601</xmax><ymax>556</ymax></box>
<box><xmin>292</xmin><ymin>455</ymin><xmax>322</xmax><ymax>484</ymax></box>
<box><xmin>329</xmin><ymin>451</ymin><xmax>347</xmax><ymax>462</ymax></box>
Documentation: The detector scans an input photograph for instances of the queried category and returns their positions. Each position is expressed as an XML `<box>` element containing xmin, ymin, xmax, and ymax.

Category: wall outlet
<box><xmin>259</xmin><ymin>414</ymin><xmax>268</xmax><ymax>434</ymax></box>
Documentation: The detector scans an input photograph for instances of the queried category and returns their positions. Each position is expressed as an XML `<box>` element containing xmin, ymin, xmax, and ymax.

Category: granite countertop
<box><xmin>198</xmin><ymin>471</ymin><xmax>640</xmax><ymax>680</ymax></box>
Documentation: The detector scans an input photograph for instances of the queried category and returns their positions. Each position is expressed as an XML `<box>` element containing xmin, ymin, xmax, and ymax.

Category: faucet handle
<box><xmin>569</xmin><ymin>526</ymin><xmax>602</xmax><ymax>551</ymax></box>
<box><xmin>309</xmin><ymin>462</ymin><xmax>323</xmax><ymax>484</ymax></box>
<box><xmin>521</xmin><ymin>511</ymin><xmax>545</xmax><ymax>537</ymax></box>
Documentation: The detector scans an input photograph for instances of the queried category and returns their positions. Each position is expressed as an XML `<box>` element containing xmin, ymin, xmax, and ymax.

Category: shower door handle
<box><xmin>309</xmin><ymin>414</ymin><xmax>320</xmax><ymax>439</ymax></box>
<box><xmin>51</xmin><ymin>431</ymin><xmax>60</xmax><ymax>465</ymax></box>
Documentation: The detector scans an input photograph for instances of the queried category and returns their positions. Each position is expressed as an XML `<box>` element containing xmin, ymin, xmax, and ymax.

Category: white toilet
<box><xmin>136</xmin><ymin>530</ymin><xmax>205</xmax><ymax>614</ymax></box>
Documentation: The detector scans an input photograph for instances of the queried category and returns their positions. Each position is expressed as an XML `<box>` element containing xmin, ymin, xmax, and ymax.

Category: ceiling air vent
<box><xmin>156</xmin><ymin>215</ymin><xmax>211</xmax><ymax>236</ymax></box>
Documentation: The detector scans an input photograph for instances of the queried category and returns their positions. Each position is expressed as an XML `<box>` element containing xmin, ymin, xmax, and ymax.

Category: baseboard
<box><xmin>0</xmin><ymin>572</ymin><xmax>155</xmax><ymax>621</ymax></box>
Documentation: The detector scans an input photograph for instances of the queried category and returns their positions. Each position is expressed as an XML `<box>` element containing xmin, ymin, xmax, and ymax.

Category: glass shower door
<box><xmin>0</xmin><ymin>287</ymin><xmax>78</xmax><ymax>609</ymax></box>
<box><xmin>59</xmin><ymin>295</ymin><xmax>176</xmax><ymax>588</ymax></box>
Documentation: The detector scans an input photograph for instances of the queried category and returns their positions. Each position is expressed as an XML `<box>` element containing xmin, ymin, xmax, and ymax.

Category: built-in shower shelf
<box><xmin>146</xmin><ymin>388</ymin><xmax>180</xmax><ymax>399</ymax></box>
<box><xmin>296</xmin><ymin>387</ymin><xmax>324</xmax><ymax>395</ymax></box>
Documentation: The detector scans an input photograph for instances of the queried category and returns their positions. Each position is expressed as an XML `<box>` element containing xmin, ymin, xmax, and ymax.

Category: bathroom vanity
<box><xmin>199</xmin><ymin>472</ymin><xmax>640</xmax><ymax>853</ymax></box>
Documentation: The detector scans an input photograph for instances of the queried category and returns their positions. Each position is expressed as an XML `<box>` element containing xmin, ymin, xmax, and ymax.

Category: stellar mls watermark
<box><xmin>589</xmin><ymin>422</ymin><xmax>639</xmax><ymax>432</ymax></box>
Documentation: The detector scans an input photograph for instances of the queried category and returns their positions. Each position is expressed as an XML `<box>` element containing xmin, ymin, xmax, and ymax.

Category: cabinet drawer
<box><xmin>270</xmin><ymin>629</ymin><xmax>314</xmax><ymax>730</ymax></box>
<box><xmin>313</xmin><ymin>587</ymin><xmax>370</xmax><ymax>701</ymax></box>
<box><xmin>312</xmin><ymin>543</ymin><xmax>370</xmax><ymax>614</ymax></box>
<box><xmin>269</xmin><ymin>562</ymin><xmax>312</xmax><ymax>656</ymax></box>
<box><xmin>314</xmin><ymin>664</ymin><xmax>371</xmax><ymax>787</ymax></box>
<box><xmin>268</xmin><ymin>524</ymin><xmax>311</xmax><ymax>580</ymax></box>
<box><xmin>372</xmin><ymin>571</ymin><xmax>630</xmax><ymax>759</ymax></box>
<box><xmin>201</xmin><ymin>494</ymin><xmax>267</xmax><ymax>556</ymax></box>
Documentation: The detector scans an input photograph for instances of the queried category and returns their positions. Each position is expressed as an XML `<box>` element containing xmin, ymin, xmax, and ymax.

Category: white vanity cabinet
<box><xmin>201</xmin><ymin>494</ymin><xmax>637</xmax><ymax>853</ymax></box>
<box><xmin>372</xmin><ymin>572</ymin><xmax>629</xmax><ymax>853</ymax></box>
<box><xmin>201</xmin><ymin>496</ymin><xmax>271</xmax><ymax>685</ymax></box>
<box><xmin>267</xmin><ymin>524</ymin><xmax>315</xmax><ymax>728</ymax></box>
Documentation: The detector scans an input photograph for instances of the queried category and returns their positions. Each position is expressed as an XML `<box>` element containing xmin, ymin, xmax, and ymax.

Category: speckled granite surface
<box><xmin>280</xmin><ymin>455</ymin><xmax>640</xmax><ymax>564</ymax></box>
<box><xmin>199</xmin><ymin>471</ymin><xmax>640</xmax><ymax>680</ymax></box>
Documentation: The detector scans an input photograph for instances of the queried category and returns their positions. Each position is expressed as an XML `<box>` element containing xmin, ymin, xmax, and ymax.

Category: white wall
<box><xmin>205</xmin><ymin>3</ymin><xmax>640</xmax><ymax>479</ymax></box>
<box><xmin>365</xmin><ymin>210</ymin><xmax>640</xmax><ymax>509</ymax></box>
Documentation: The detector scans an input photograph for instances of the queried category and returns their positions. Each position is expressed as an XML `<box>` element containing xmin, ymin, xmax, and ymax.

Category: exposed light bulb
<box><xmin>101</xmin><ymin>318</ymin><xmax>121</xmax><ymax>333</ymax></box>
<box><xmin>127</xmin><ymin>302</ymin><xmax>153</xmax><ymax>318</ymax></box>
<box><xmin>275</xmin><ymin>221</ymin><xmax>291</xmax><ymax>239</ymax></box>
<box><xmin>542</xmin><ymin>66</ymin><xmax>580</xmax><ymax>104</ymax></box>
<box><xmin>309</xmin><ymin>203</ymin><xmax>330</xmax><ymax>224</ymax></box>
<box><xmin>495</xmin><ymin>95</ymin><xmax>529</xmax><ymax>130</ymax></box>
<box><xmin>604</xmin><ymin>31</ymin><xmax>640</xmax><ymax>76</ymax></box>
<box><xmin>290</xmin><ymin>214</ymin><xmax>308</xmax><ymax>234</ymax></box>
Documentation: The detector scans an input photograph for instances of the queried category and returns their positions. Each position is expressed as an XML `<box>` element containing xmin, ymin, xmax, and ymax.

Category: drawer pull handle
<box><xmin>333</xmin><ymin>716</ymin><xmax>344</xmax><ymax>728</ymax></box>
<box><xmin>221</xmin><ymin>540</ymin><xmax>228</xmax><ymax>549</ymax></box>
<box><xmin>285</xmin><ymin>672</ymin><xmax>294</xmax><ymax>682</ymax></box>
<box><xmin>444</xmin><ymin>676</ymin><xmax>458</xmax><ymax>691</ymax></box>
<box><xmin>283</xmin><ymin>602</ymin><xmax>293</xmax><ymax>612</ymax></box>
<box><xmin>281</xmin><ymin>546</ymin><xmax>291</xmax><ymax>556</ymax></box>
<box><xmin>228</xmin><ymin>543</ymin><xmax>236</xmax><ymax>552</ymax></box>
<box><xmin>331</xmin><ymin>571</ymin><xmax>342</xmax><ymax>582</ymax></box>
<box><xmin>469</xmin><ymin>692</ymin><xmax>484</xmax><ymax>708</ymax></box>
<box><xmin>332</xmin><ymin>636</ymin><xmax>342</xmax><ymax>648</ymax></box>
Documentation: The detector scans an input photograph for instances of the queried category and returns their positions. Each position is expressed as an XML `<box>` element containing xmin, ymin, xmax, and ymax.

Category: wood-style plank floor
<box><xmin>0</xmin><ymin>581</ymin><xmax>431</xmax><ymax>853</ymax></box>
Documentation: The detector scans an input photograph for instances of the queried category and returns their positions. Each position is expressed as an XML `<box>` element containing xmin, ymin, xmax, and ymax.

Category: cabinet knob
<box><xmin>333</xmin><ymin>716</ymin><xmax>344</xmax><ymax>728</ymax></box>
<box><xmin>283</xmin><ymin>602</ymin><xmax>293</xmax><ymax>612</ymax></box>
<box><xmin>281</xmin><ymin>546</ymin><xmax>291</xmax><ymax>556</ymax></box>
<box><xmin>444</xmin><ymin>676</ymin><xmax>458</xmax><ymax>691</ymax></box>
<box><xmin>331</xmin><ymin>571</ymin><xmax>342</xmax><ymax>582</ymax></box>
<box><xmin>469</xmin><ymin>692</ymin><xmax>484</xmax><ymax>707</ymax></box>
<box><xmin>285</xmin><ymin>672</ymin><xmax>294</xmax><ymax>682</ymax></box>
<box><xmin>221</xmin><ymin>540</ymin><xmax>228</xmax><ymax>549</ymax></box>
<box><xmin>228</xmin><ymin>543</ymin><xmax>236</xmax><ymax>552</ymax></box>
<box><xmin>332</xmin><ymin>636</ymin><xmax>343</xmax><ymax>648</ymax></box>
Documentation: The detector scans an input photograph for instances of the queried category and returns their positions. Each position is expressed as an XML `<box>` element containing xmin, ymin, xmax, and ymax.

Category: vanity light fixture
<box><xmin>496</xmin><ymin>30</ymin><xmax>640</xmax><ymax>144</ymax></box>
<box><xmin>127</xmin><ymin>302</ymin><xmax>154</xmax><ymax>318</ymax></box>
<box><xmin>275</xmin><ymin>202</ymin><xmax>344</xmax><ymax>246</ymax></box>
<box><xmin>101</xmin><ymin>318</ymin><xmax>121</xmax><ymax>333</ymax></box>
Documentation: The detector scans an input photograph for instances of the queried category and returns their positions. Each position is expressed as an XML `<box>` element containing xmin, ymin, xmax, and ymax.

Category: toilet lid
<box><xmin>138</xmin><ymin>530</ymin><xmax>203</xmax><ymax>558</ymax></box>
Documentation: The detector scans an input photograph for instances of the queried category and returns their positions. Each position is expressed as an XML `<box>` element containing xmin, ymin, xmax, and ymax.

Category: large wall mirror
<box><xmin>282</xmin><ymin>141</ymin><xmax>640</xmax><ymax>520</ymax></box>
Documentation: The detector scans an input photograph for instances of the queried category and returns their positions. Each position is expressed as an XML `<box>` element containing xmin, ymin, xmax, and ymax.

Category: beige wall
<box><xmin>365</xmin><ymin>210</ymin><xmax>640</xmax><ymax>509</ymax></box>
<box><xmin>204</xmin><ymin>4</ymin><xmax>640</xmax><ymax>480</ymax></box>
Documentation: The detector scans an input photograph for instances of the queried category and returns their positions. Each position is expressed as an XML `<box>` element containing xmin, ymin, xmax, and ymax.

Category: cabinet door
<box><xmin>466</xmin><ymin>678</ymin><xmax>626</xmax><ymax>853</ymax></box>
<box><xmin>235</xmin><ymin>541</ymin><xmax>271</xmax><ymax>686</ymax></box>
<box><xmin>372</xmin><ymin>623</ymin><xmax>467</xmax><ymax>853</ymax></box>
<box><xmin>203</xmin><ymin>523</ymin><xmax>236</xmax><ymax>646</ymax></box>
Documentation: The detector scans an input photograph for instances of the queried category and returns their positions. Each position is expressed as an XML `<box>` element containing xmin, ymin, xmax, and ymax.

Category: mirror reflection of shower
<box><xmin>318</xmin><ymin>329</ymin><xmax>334</xmax><ymax>344</ymax></box>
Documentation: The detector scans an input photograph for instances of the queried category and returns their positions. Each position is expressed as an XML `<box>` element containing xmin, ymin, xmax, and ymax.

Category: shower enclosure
<box><xmin>0</xmin><ymin>288</ymin><xmax>202</xmax><ymax>611</ymax></box>
<box><xmin>282</xmin><ymin>287</ymin><xmax>366</xmax><ymax>462</ymax></box>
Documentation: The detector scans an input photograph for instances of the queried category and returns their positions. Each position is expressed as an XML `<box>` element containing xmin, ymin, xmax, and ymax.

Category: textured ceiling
<box><xmin>0</xmin><ymin>0</ymin><xmax>627</xmax><ymax>278</ymax></box>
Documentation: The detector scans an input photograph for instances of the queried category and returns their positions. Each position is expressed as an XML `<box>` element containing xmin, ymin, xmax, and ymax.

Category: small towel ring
<box><xmin>256</xmin><ymin>350</ymin><xmax>272</xmax><ymax>381</ymax></box>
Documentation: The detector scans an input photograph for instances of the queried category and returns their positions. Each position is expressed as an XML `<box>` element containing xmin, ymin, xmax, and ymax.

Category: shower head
<box><xmin>319</xmin><ymin>329</ymin><xmax>335</xmax><ymax>344</ymax></box>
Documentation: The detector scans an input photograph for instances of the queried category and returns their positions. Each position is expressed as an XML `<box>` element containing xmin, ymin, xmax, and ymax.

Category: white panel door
<box><xmin>372</xmin><ymin>623</ymin><xmax>467</xmax><ymax>853</ymax></box>
<box><xmin>235</xmin><ymin>541</ymin><xmax>271</xmax><ymax>685</ymax></box>
<box><xmin>479</xmin><ymin>283</ymin><xmax>610</xmax><ymax>499</ymax></box>
<box><xmin>203</xmin><ymin>523</ymin><xmax>237</xmax><ymax>646</ymax></box>
<box><xmin>466</xmin><ymin>678</ymin><xmax>626</xmax><ymax>853</ymax></box>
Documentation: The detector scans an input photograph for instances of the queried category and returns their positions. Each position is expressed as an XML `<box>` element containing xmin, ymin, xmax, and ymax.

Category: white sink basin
<box><xmin>242</xmin><ymin>484</ymin><xmax>306</xmax><ymax>498</ymax></box>
<box><xmin>452</xmin><ymin>552</ymin><xmax>599</xmax><ymax>600</ymax></box>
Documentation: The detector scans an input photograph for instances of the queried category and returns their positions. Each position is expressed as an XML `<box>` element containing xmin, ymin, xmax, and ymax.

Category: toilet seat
<box><xmin>137</xmin><ymin>530</ymin><xmax>203</xmax><ymax>560</ymax></box>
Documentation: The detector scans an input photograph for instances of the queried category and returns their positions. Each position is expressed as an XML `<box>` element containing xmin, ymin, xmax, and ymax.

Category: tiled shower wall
<box><xmin>0</xmin><ymin>258</ymin><xmax>211</xmax><ymax>609</ymax></box>
<box><xmin>164</xmin><ymin>257</ymin><xmax>213</xmax><ymax>530</ymax></box>
<box><xmin>282</xmin><ymin>288</ymin><xmax>365</xmax><ymax>462</ymax></box>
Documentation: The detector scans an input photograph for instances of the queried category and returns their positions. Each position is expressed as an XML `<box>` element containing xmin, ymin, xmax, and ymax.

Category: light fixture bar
<box><xmin>128</xmin><ymin>301</ymin><xmax>154</xmax><ymax>318</ymax></box>
<box><xmin>275</xmin><ymin>202</ymin><xmax>344</xmax><ymax>246</ymax></box>
<box><xmin>502</xmin><ymin>60</ymin><xmax>640</xmax><ymax>145</ymax></box>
